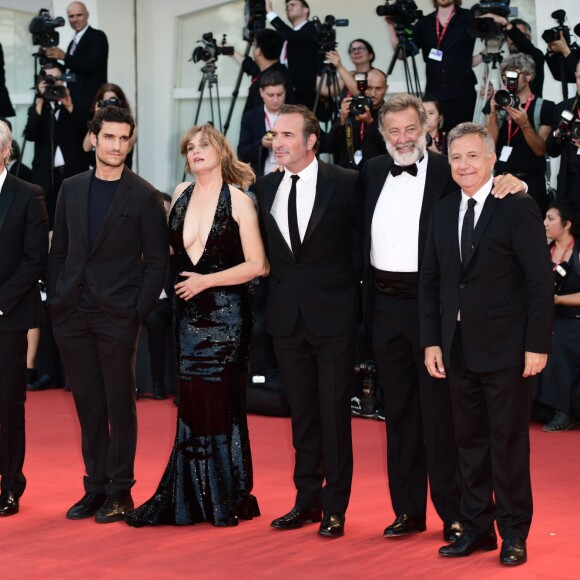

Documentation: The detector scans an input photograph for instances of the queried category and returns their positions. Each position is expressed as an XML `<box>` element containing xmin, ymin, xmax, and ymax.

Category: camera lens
<box><xmin>494</xmin><ymin>89</ymin><xmax>513</xmax><ymax>108</ymax></box>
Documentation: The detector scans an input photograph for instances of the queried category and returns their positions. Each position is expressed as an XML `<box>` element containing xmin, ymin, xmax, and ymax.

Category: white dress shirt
<box><xmin>370</xmin><ymin>155</ymin><xmax>428</xmax><ymax>272</ymax></box>
<box><xmin>270</xmin><ymin>158</ymin><xmax>318</xmax><ymax>250</ymax></box>
<box><xmin>457</xmin><ymin>176</ymin><xmax>494</xmax><ymax>260</ymax></box>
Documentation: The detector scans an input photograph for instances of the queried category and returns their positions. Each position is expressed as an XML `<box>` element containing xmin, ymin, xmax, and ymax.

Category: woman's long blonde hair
<box><xmin>180</xmin><ymin>124</ymin><xmax>255</xmax><ymax>189</ymax></box>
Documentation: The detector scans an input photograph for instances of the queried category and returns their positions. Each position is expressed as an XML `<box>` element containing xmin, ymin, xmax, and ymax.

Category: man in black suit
<box><xmin>419</xmin><ymin>122</ymin><xmax>553</xmax><ymax>566</ymax></box>
<box><xmin>238</xmin><ymin>71</ymin><xmax>287</xmax><ymax>177</ymax></box>
<box><xmin>266</xmin><ymin>0</ymin><xmax>318</xmax><ymax>109</ymax></box>
<box><xmin>24</xmin><ymin>62</ymin><xmax>88</xmax><ymax>227</ymax></box>
<box><xmin>0</xmin><ymin>120</ymin><xmax>48</xmax><ymax>516</ymax></box>
<box><xmin>253</xmin><ymin>104</ymin><xmax>360</xmax><ymax>538</ymax></box>
<box><xmin>44</xmin><ymin>1</ymin><xmax>108</xmax><ymax>122</ymax></box>
<box><xmin>47</xmin><ymin>106</ymin><xmax>168</xmax><ymax>523</ymax></box>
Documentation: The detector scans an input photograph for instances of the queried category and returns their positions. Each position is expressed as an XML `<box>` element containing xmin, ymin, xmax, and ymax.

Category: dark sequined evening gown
<box><xmin>125</xmin><ymin>181</ymin><xmax>259</xmax><ymax>527</ymax></box>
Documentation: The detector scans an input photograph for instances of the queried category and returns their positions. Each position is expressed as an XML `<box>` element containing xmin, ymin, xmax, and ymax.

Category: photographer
<box><xmin>535</xmin><ymin>199</ymin><xmax>580</xmax><ymax>432</ymax></box>
<box><xmin>265</xmin><ymin>0</ymin><xmax>318</xmax><ymax>108</ymax></box>
<box><xmin>320</xmin><ymin>39</ymin><xmax>376</xmax><ymax>98</ymax></box>
<box><xmin>237</xmin><ymin>71</ymin><xmax>287</xmax><ymax>176</ymax></box>
<box><xmin>226</xmin><ymin>28</ymin><xmax>294</xmax><ymax>114</ymax></box>
<box><xmin>42</xmin><ymin>2</ymin><xmax>108</xmax><ymax>123</ymax></box>
<box><xmin>23</xmin><ymin>62</ymin><xmax>88</xmax><ymax>227</ymax></box>
<box><xmin>385</xmin><ymin>0</ymin><xmax>477</xmax><ymax>133</ymax></box>
<box><xmin>546</xmin><ymin>60</ymin><xmax>580</xmax><ymax>204</ymax></box>
<box><xmin>477</xmin><ymin>14</ymin><xmax>545</xmax><ymax>97</ymax></box>
<box><xmin>325</xmin><ymin>69</ymin><xmax>388</xmax><ymax>169</ymax></box>
<box><xmin>485</xmin><ymin>53</ymin><xmax>555</xmax><ymax>216</ymax></box>
<box><xmin>546</xmin><ymin>31</ymin><xmax>578</xmax><ymax>84</ymax></box>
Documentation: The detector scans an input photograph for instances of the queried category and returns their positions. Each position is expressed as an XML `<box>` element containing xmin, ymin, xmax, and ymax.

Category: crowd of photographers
<box><xmin>0</xmin><ymin>0</ymin><xmax>578</xmax><ymax>422</ymax></box>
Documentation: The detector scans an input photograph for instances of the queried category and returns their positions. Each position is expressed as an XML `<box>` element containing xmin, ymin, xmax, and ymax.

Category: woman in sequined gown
<box><xmin>125</xmin><ymin>124</ymin><xmax>267</xmax><ymax>527</ymax></box>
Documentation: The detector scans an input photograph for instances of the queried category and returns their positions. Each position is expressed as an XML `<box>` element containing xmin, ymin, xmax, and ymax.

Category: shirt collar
<box><xmin>461</xmin><ymin>176</ymin><xmax>494</xmax><ymax>207</ymax></box>
<box><xmin>74</xmin><ymin>24</ymin><xmax>89</xmax><ymax>42</ymax></box>
<box><xmin>0</xmin><ymin>167</ymin><xmax>7</xmax><ymax>193</ymax></box>
<box><xmin>285</xmin><ymin>157</ymin><xmax>318</xmax><ymax>183</ymax></box>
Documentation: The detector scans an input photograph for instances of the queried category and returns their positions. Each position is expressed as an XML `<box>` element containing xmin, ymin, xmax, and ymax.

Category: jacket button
<box><xmin>459</xmin><ymin>283</ymin><xmax>465</xmax><ymax>289</ymax></box>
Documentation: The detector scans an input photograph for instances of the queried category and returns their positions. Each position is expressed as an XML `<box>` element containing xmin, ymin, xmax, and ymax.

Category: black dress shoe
<box><xmin>66</xmin><ymin>493</ymin><xmax>106</xmax><ymax>520</ymax></box>
<box><xmin>95</xmin><ymin>493</ymin><xmax>134</xmax><ymax>523</ymax></box>
<box><xmin>152</xmin><ymin>380</ymin><xmax>167</xmax><ymax>400</ymax></box>
<box><xmin>439</xmin><ymin>530</ymin><xmax>497</xmax><ymax>557</ymax></box>
<box><xmin>543</xmin><ymin>411</ymin><xmax>576</xmax><ymax>432</ymax></box>
<box><xmin>270</xmin><ymin>506</ymin><xmax>322</xmax><ymax>530</ymax></box>
<box><xmin>319</xmin><ymin>513</ymin><xmax>345</xmax><ymax>538</ymax></box>
<box><xmin>383</xmin><ymin>513</ymin><xmax>426</xmax><ymax>538</ymax></box>
<box><xmin>443</xmin><ymin>520</ymin><xmax>464</xmax><ymax>543</ymax></box>
<box><xmin>500</xmin><ymin>537</ymin><xmax>527</xmax><ymax>566</ymax></box>
<box><xmin>0</xmin><ymin>491</ymin><xmax>19</xmax><ymax>516</ymax></box>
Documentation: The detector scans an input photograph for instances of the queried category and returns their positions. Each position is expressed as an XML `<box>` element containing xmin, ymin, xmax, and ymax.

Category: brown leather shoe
<box><xmin>383</xmin><ymin>513</ymin><xmax>426</xmax><ymax>537</ymax></box>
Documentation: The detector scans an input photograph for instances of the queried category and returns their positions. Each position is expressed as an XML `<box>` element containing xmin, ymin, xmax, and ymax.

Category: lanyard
<box><xmin>551</xmin><ymin>238</ymin><xmax>575</xmax><ymax>270</ymax></box>
<box><xmin>506</xmin><ymin>94</ymin><xmax>534</xmax><ymax>145</ymax></box>
<box><xmin>264</xmin><ymin>111</ymin><xmax>277</xmax><ymax>131</ymax></box>
<box><xmin>435</xmin><ymin>8</ymin><xmax>455</xmax><ymax>49</ymax></box>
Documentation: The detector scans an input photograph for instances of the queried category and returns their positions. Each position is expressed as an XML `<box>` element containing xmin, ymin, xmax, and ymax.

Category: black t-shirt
<box><xmin>412</xmin><ymin>8</ymin><xmax>477</xmax><ymax>100</ymax></box>
<box><xmin>77</xmin><ymin>174</ymin><xmax>120</xmax><ymax>311</ymax></box>
<box><xmin>493</xmin><ymin>97</ymin><xmax>555</xmax><ymax>175</ymax></box>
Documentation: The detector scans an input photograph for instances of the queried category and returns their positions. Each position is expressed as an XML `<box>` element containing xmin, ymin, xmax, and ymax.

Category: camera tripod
<box><xmin>387</xmin><ymin>29</ymin><xmax>422</xmax><ymax>97</ymax></box>
<box><xmin>313</xmin><ymin>60</ymin><xmax>342</xmax><ymax>126</ymax></box>
<box><xmin>194</xmin><ymin>61</ymin><xmax>223</xmax><ymax>131</ymax></box>
<box><xmin>472</xmin><ymin>40</ymin><xmax>503</xmax><ymax>125</ymax></box>
<box><xmin>223</xmin><ymin>39</ymin><xmax>252</xmax><ymax>136</ymax></box>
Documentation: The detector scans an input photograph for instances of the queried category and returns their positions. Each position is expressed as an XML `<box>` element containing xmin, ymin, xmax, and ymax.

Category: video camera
<box><xmin>29</xmin><ymin>9</ymin><xmax>65</xmax><ymax>48</ymax></box>
<box><xmin>376</xmin><ymin>0</ymin><xmax>423</xmax><ymax>30</ymax></box>
<box><xmin>542</xmin><ymin>10</ymin><xmax>580</xmax><ymax>58</ymax></box>
<box><xmin>494</xmin><ymin>70</ymin><xmax>520</xmax><ymax>109</ymax></box>
<box><xmin>469</xmin><ymin>1</ymin><xmax>510</xmax><ymax>40</ymax></box>
<box><xmin>98</xmin><ymin>97</ymin><xmax>124</xmax><ymax>108</ymax></box>
<box><xmin>312</xmin><ymin>15</ymin><xmax>349</xmax><ymax>54</ymax></box>
<box><xmin>191</xmin><ymin>33</ymin><xmax>234</xmax><ymax>64</ymax></box>
<box><xmin>349</xmin><ymin>73</ymin><xmax>372</xmax><ymax>116</ymax></box>
<box><xmin>37</xmin><ymin>68</ymin><xmax>76</xmax><ymax>102</ymax></box>
<box><xmin>243</xmin><ymin>0</ymin><xmax>267</xmax><ymax>42</ymax></box>
<box><xmin>553</xmin><ymin>109</ymin><xmax>580</xmax><ymax>142</ymax></box>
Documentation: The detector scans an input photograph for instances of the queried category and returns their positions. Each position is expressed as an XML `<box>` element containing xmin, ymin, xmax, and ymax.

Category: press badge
<box><xmin>354</xmin><ymin>150</ymin><xmax>363</xmax><ymax>166</ymax></box>
<box><xmin>428</xmin><ymin>48</ymin><xmax>443</xmax><ymax>61</ymax></box>
<box><xmin>499</xmin><ymin>145</ymin><xmax>513</xmax><ymax>162</ymax></box>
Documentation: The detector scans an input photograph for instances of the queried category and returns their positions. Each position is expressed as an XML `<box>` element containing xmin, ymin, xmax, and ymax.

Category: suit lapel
<box><xmin>89</xmin><ymin>169</ymin><xmax>131</xmax><ymax>256</ymax></box>
<box><xmin>0</xmin><ymin>174</ymin><xmax>16</xmax><ymax>236</ymax></box>
<box><xmin>75</xmin><ymin>171</ymin><xmax>93</xmax><ymax>252</ymax></box>
<box><xmin>446</xmin><ymin>192</ymin><xmax>463</xmax><ymax>273</ymax></box>
<box><xmin>262</xmin><ymin>171</ymin><xmax>294</xmax><ymax>258</ymax></box>
<box><xmin>366</xmin><ymin>158</ymin><xmax>391</xmax><ymax>231</ymax></box>
<box><xmin>461</xmin><ymin>191</ymin><xmax>499</xmax><ymax>271</ymax></box>
<box><xmin>303</xmin><ymin>161</ymin><xmax>334</xmax><ymax>245</ymax></box>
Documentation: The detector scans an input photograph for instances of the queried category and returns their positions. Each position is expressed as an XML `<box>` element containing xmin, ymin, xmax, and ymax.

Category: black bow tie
<box><xmin>390</xmin><ymin>163</ymin><xmax>417</xmax><ymax>177</ymax></box>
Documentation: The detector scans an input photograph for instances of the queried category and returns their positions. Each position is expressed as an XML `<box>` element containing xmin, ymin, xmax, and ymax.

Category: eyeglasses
<box><xmin>349</xmin><ymin>46</ymin><xmax>368</xmax><ymax>54</ymax></box>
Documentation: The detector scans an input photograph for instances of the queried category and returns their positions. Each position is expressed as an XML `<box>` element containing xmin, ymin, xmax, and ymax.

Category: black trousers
<box><xmin>448</xmin><ymin>325</ymin><xmax>533</xmax><ymax>540</ymax></box>
<box><xmin>273</xmin><ymin>314</ymin><xmax>354</xmax><ymax>515</ymax></box>
<box><xmin>0</xmin><ymin>330</ymin><xmax>28</xmax><ymax>497</ymax></box>
<box><xmin>53</xmin><ymin>310</ymin><xmax>139</xmax><ymax>496</ymax></box>
<box><xmin>440</xmin><ymin>90</ymin><xmax>477</xmax><ymax>134</ymax></box>
<box><xmin>371</xmin><ymin>289</ymin><xmax>461</xmax><ymax>522</ymax></box>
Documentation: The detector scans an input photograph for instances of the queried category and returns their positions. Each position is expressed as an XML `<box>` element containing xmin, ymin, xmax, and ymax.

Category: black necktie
<box><xmin>390</xmin><ymin>163</ymin><xmax>417</xmax><ymax>177</ymax></box>
<box><xmin>288</xmin><ymin>174</ymin><xmax>301</xmax><ymax>256</ymax></box>
<box><xmin>461</xmin><ymin>198</ymin><xmax>476</xmax><ymax>266</ymax></box>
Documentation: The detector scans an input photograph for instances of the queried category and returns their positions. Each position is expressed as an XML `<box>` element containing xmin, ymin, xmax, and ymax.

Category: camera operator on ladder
<box><xmin>384</xmin><ymin>0</ymin><xmax>478</xmax><ymax>133</ymax></box>
<box><xmin>546</xmin><ymin>60</ymin><xmax>580</xmax><ymax>205</ymax></box>
<box><xmin>484</xmin><ymin>53</ymin><xmax>555</xmax><ymax>216</ymax></box>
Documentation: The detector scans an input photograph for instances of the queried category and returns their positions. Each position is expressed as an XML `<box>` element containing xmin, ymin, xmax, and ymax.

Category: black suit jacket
<box><xmin>419</xmin><ymin>190</ymin><xmax>553</xmax><ymax>373</ymax></box>
<box><xmin>0</xmin><ymin>173</ymin><xmax>48</xmax><ymax>331</ymax></box>
<box><xmin>360</xmin><ymin>151</ymin><xmax>457</xmax><ymax>321</ymax></box>
<box><xmin>65</xmin><ymin>26</ymin><xmax>108</xmax><ymax>120</ymax></box>
<box><xmin>254</xmin><ymin>160</ymin><xmax>361</xmax><ymax>337</ymax></box>
<box><xmin>238</xmin><ymin>106</ymin><xmax>269</xmax><ymax>177</ymax></box>
<box><xmin>0</xmin><ymin>42</ymin><xmax>15</xmax><ymax>118</ymax></box>
<box><xmin>269</xmin><ymin>18</ymin><xmax>318</xmax><ymax>105</ymax></box>
<box><xmin>46</xmin><ymin>167</ymin><xmax>169</xmax><ymax>327</ymax></box>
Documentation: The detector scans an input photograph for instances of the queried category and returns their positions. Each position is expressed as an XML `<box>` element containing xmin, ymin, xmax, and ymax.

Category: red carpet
<box><xmin>3</xmin><ymin>390</ymin><xmax>579</xmax><ymax>579</ymax></box>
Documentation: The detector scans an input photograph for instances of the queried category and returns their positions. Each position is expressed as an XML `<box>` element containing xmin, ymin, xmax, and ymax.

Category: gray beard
<box><xmin>386</xmin><ymin>134</ymin><xmax>427</xmax><ymax>166</ymax></box>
